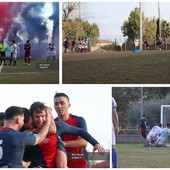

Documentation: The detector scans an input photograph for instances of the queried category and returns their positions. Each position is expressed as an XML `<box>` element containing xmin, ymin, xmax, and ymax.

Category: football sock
<box><xmin>13</xmin><ymin>60</ymin><xmax>16</xmax><ymax>66</ymax></box>
<box><xmin>112</xmin><ymin>148</ymin><xmax>118</xmax><ymax>168</ymax></box>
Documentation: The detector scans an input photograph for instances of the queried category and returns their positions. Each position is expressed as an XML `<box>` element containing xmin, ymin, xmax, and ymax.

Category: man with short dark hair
<box><xmin>0</xmin><ymin>112</ymin><xmax>4</xmax><ymax>127</ymax></box>
<box><xmin>24</xmin><ymin>40</ymin><xmax>31</xmax><ymax>65</ymax></box>
<box><xmin>0</xmin><ymin>106</ymin><xmax>50</xmax><ymax>168</ymax></box>
<box><xmin>54</xmin><ymin>92</ymin><xmax>90</xmax><ymax>168</ymax></box>
<box><xmin>138</xmin><ymin>113</ymin><xmax>149</xmax><ymax>143</ymax></box>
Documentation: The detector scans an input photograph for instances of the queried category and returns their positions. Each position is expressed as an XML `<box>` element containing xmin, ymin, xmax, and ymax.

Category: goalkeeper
<box><xmin>144</xmin><ymin>123</ymin><xmax>162</xmax><ymax>147</ymax></box>
<box><xmin>155</xmin><ymin>123</ymin><xmax>170</xmax><ymax>147</ymax></box>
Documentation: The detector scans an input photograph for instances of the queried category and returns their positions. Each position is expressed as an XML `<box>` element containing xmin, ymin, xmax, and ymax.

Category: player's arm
<box><xmin>34</xmin><ymin>110</ymin><xmax>51</xmax><ymax>145</ymax></box>
<box><xmin>46</xmin><ymin>107</ymin><xmax>56</xmax><ymax>134</ymax></box>
<box><xmin>63</xmin><ymin>117</ymin><xmax>88</xmax><ymax>147</ymax></box>
<box><xmin>112</xmin><ymin>107</ymin><xmax>119</xmax><ymax>134</ymax></box>
<box><xmin>56</xmin><ymin>121</ymin><xmax>105</xmax><ymax>154</ymax></box>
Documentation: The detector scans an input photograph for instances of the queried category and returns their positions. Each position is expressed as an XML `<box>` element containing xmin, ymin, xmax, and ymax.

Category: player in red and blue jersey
<box><xmin>0</xmin><ymin>106</ymin><xmax>50</xmax><ymax>168</ymax></box>
<box><xmin>23</xmin><ymin>102</ymin><xmax>105</xmax><ymax>168</ymax></box>
<box><xmin>54</xmin><ymin>92</ymin><xmax>104</xmax><ymax>168</ymax></box>
<box><xmin>138</xmin><ymin>113</ymin><xmax>149</xmax><ymax>143</ymax></box>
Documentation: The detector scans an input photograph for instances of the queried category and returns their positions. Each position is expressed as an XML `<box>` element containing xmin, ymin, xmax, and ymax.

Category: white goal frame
<box><xmin>160</xmin><ymin>105</ymin><xmax>170</xmax><ymax>127</ymax></box>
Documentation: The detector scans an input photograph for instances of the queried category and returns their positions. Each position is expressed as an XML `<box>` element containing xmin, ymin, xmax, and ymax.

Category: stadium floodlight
<box><xmin>160</xmin><ymin>105</ymin><xmax>170</xmax><ymax>127</ymax></box>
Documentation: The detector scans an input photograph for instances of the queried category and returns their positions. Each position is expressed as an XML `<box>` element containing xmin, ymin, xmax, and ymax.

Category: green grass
<box><xmin>63</xmin><ymin>51</ymin><xmax>170</xmax><ymax>84</ymax></box>
<box><xmin>0</xmin><ymin>60</ymin><xmax>59</xmax><ymax>84</ymax></box>
<box><xmin>117</xmin><ymin>144</ymin><xmax>170</xmax><ymax>168</ymax></box>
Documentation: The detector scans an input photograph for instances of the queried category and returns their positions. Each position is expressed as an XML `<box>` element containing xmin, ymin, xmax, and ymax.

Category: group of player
<box><xmin>134</xmin><ymin>34</ymin><xmax>163</xmax><ymax>51</ymax></box>
<box><xmin>63</xmin><ymin>37</ymin><xmax>88</xmax><ymax>53</ymax></box>
<box><xmin>138</xmin><ymin>114</ymin><xmax>170</xmax><ymax>147</ymax></box>
<box><xmin>0</xmin><ymin>40</ymin><xmax>18</xmax><ymax>66</ymax></box>
<box><xmin>0</xmin><ymin>92</ymin><xmax>105</xmax><ymax>168</ymax></box>
<box><xmin>77</xmin><ymin>38</ymin><xmax>88</xmax><ymax>53</ymax></box>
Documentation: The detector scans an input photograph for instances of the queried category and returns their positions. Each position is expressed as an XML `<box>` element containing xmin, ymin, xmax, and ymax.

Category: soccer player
<box><xmin>23</xmin><ymin>102</ymin><xmax>105</xmax><ymax>168</ymax></box>
<box><xmin>155</xmin><ymin>122</ymin><xmax>170</xmax><ymax>147</ymax></box>
<box><xmin>54</xmin><ymin>92</ymin><xmax>91</xmax><ymax>168</ymax></box>
<box><xmin>46</xmin><ymin>43</ymin><xmax>52</xmax><ymax>61</ymax></box>
<box><xmin>51</xmin><ymin>44</ymin><xmax>56</xmax><ymax>61</ymax></box>
<box><xmin>0</xmin><ymin>40</ymin><xmax>6</xmax><ymax>65</ymax></box>
<box><xmin>138</xmin><ymin>113</ymin><xmax>149</xmax><ymax>143</ymax></box>
<box><xmin>145</xmin><ymin>123</ymin><xmax>162</xmax><ymax>147</ymax></box>
<box><xmin>0</xmin><ymin>106</ymin><xmax>50</xmax><ymax>168</ymax></box>
<box><xmin>0</xmin><ymin>112</ymin><xmax>4</xmax><ymax>127</ymax></box>
<box><xmin>9</xmin><ymin>40</ymin><xmax>18</xmax><ymax>66</ymax></box>
<box><xmin>24</xmin><ymin>40</ymin><xmax>31</xmax><ymax>65</ymax></box>
<box><xmin>112</xmin><ymin>97</ymin><xmax>119</xmax><ymax>168</ymax></box>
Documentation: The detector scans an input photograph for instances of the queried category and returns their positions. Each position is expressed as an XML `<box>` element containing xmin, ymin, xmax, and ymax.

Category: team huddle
<box><xmin>138</xmin><ymin>114</ymin><xmax>170</xmax><ymax>147</ymax></box>
<box><xmin>0</xmin><ymin>92</ymin><xmax>105</xmax><ymax>168</ymax></box>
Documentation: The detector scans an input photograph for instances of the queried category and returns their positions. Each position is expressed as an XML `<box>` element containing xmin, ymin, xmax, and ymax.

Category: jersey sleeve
<box><xmin>77</xmin><ymin>116</ymin><xmax>87</xmax><ymax>131</ymax></box>
<box><xmin>21</xmin><ymin>132</ymin><xmax>36</xmax><ymax>146</ymax></box>
<box><xmin>112</xmin><ymin>97</ymin><xmax>117</xmax><ymax>109</ymax></box>
<box><xmin>55</xmin><ymin>121</ymin><xmax>99</xmax><ymax>146</ymax></box>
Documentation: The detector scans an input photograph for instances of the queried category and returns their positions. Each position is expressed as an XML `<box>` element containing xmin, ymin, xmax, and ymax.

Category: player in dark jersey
<box><xmin>22</xmin><ymin>102</ymin><xmax>105</xmax><ymax>168</ymax></box>
<box><xmin>54</xmin><ymin>92</ymin><xmax>104</xmax><ymax>168</ymax></box>
<box><xmin>0</xmin><ymin>106</ymin><xmax>50</xmax><ymax>168</ymax></box>
<box><xmin>0</xmin><ymin>112</ymin><xmax>4</xmax><ymax>127</ymax></box>
<box><xmin>24</xmin><ymin>40</ymin><xmax>31</xmax><ymax>65</ymax></box>
<box><xmin>138</xmin><ymin>113</ymin><xmax>149</xmax><ymax>143</ymax></box>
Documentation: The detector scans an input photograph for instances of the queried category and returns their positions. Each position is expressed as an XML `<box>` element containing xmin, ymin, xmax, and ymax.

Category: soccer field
<box><xmin>63</xmin><ymin>50</ymin><xmax>170</xmax><ymax>84</ymax></box>
<box><xmin>117</xmin><ymin>144</ymin><xmax>170</xmax><ymax>168</ymax></box>
<box><xmin>0</xmin><ymin>60</ymin><xmax>59</xmax><ymax>84</ymax></box>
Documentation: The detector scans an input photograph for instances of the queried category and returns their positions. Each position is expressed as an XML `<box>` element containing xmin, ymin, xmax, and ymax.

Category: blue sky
<box><xmin>0</xmin><ymin>85</ymin><xmax>111</xmax><ymax>151</ymax></box>
<box><xmin>83</xmin><ymin>2</ymin><xmax>170</xmax><ymax>42</ymax></box>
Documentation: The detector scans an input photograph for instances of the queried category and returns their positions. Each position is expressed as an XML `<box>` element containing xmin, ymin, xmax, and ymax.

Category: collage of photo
<box><xmin>0</xmin><ymin>1</ymin><xmax>170</xmax><ymax>169</ymax></box>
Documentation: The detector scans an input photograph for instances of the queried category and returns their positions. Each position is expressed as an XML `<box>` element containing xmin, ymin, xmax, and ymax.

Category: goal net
<box><xmin>160</xmin><ymin>105</ymin><xmax>170</xmax><ymax>145</ymax></box>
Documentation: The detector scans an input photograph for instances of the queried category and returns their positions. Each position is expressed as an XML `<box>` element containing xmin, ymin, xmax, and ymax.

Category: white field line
<box><xmin>0</xmin><ymin>61</ymin><xmax>4</xmax><ymax>73</ymax></box>
<box><xmin>0</xmin><ymin>71</ymin><xmax>57</xmax><ymax>75</ymax></box>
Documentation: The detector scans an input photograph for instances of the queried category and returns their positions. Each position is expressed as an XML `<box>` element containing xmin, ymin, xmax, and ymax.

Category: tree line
<box><xmin>112</xmin><ymin>87</ymin><xmax>170</xmax><ymax>130</ymax></box>
<box><xmin>121</xmin><ymin>7</ymin><xmax>170</xmax><ymax>45</ymax></box>
<box><xmin>62</xmin><ymin>2</ymin><xmax>99</xmax><ymax>40</ymax></box>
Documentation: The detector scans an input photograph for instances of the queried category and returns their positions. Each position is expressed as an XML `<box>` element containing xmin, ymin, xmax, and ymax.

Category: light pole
<box><xmin>158</xmin><ymin>2</ymin><xmax>161</xmax><ymax>39</ymax></box>
<box><xmin>139</xmin><ymin>2</ymin><xmax>143</xmax><ymax>50</ymax></box>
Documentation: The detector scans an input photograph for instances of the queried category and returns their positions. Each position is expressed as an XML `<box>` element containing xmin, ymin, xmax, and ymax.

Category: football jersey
<box><xmin>112</xmin><ymin>97</ymin><xmax>118</xmax><ymax>129</ymax></box>
<box><xmin>112</xmin><ymin>97</ymin><xmax>117</xmax><ymax>109</ymax></box>
<box><xmin>0</xmin><ymin>127</ymin><xmax>36</xmax><ymax>168</ymax></box>
<box><xmin>147</xmin><ymin>125</ymin><xmax>161</xmax><ymax>139</ymax></box>
<box><xmin>55</xmin><ymin>114</ymin><xmax>88</xmax><ymax>168</ymax></box>
<box><xmin>23</xmin><ymin>134</ymin><xmax>57</xmax><ymax>168</ymax></box>
<box><xmin>55</xmin><ymin>121</ymin><xmax>99</xmax><ymax>146</ymax></box>
<box><xmin>139</xmin><ymin>117</ymin><xmax>148</xmax><ymax>131</ymax></box>
<box><xmin>159</xmin><ymin>127</ymin><xmax>170</xmax><ymax>140</ymax></box>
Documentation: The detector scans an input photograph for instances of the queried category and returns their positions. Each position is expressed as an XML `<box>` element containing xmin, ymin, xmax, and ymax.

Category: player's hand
<box><xmin>93</xmin><ymin>144</ymin><xmax>105</xmax><ymax>155</ymax></box>
<box><xmin>115</xmin><ymin>126</ymin><xmax>119</xmax><ymax>134</ymax></box>
<box><xmin>22</xmin><ymin>161</ymin><xmax>31</xmax><ymax>168</ymax></box>
<box><xmin>45</xmin><ymin>109</ymin><xmax>51</xmax><ymax>124</ymax></box>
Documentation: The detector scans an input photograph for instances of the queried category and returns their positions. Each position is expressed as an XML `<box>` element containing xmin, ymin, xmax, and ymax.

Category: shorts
<box><xmin>112</xmin><ymin>124</ymin><xmax>116</xmax><ymax>145</ymax></box>
<box><xmin>13</xmin><ymin>53</ymin><xmax>17</xmax><ymax>59</ymax></box>
<box><xmin>0</xmin><ymin>52</ymin><xmax>5</xmax><ymax>57</ymax></box>
<box><xmin>57</xmin><ymin>137</ymin><xmax>66</xmax><ymax>153</ymax></box>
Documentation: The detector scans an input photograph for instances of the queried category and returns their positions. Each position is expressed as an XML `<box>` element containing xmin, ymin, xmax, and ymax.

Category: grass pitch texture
<box><xmin>117</xmin><ymin>144</ymin><xmax>170</xmax><ymax>168</ymax></box>
<box><xmin>63</xmin><ymin>51</ymin><xmax>170</xmax><ymax>84</ymax></box>
<box><xmin>0</xmin><ymin>60</ymin><xmax>59</xmax><ymax>84</ymax></box>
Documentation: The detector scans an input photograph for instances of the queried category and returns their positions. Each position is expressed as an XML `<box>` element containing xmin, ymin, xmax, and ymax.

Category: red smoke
<box><xmin>0</xmin><ymin>2</ymin><xmax>25</xmax><ymax>41</ymax></box>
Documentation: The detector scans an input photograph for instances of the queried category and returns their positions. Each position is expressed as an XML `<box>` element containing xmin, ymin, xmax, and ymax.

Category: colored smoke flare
<box><xmin>0</xmin><ymin>2</ymin><xmax>25</xmax><ymax>41</ymax></box>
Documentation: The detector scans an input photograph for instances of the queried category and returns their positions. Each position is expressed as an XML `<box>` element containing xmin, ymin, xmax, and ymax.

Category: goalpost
<box><xmin>160</xmin><ymin>105</ymin><xmax>170</xmax><ymax>145</ymax></box>
<box><xmin>160</xmin><ymin>105</ymin><xmax>170</xmax><ymax>127</ymax></box>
